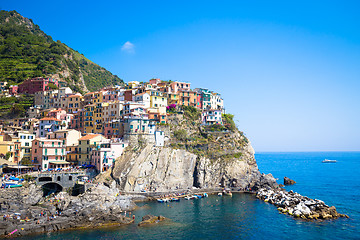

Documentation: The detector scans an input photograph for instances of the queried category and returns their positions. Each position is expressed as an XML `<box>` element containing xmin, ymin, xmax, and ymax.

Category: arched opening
<box><xmin>57</xmin><ymin>176</ymin><xmax>61</xmax><ymax>181</ymax></box>
<box><xmin>69</xmin><ymin>176</ymin><xmax>72</xmax><ymax>181</ymax></box>
<box><xmin>39</xmin><ymin>177</ymin><xmax>52</xmax><ymax>182</ymax></box>
<box><xmin>42</xmin><ymin>182</ymin><xmax>63</xmax><ymax>196</ymax></box>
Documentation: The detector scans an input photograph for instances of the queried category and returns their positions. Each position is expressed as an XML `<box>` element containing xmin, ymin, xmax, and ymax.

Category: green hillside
<box><xmin>0</xmin><ymin>10</ymin><xmax>124</xmax><ymax>92</ymax></box>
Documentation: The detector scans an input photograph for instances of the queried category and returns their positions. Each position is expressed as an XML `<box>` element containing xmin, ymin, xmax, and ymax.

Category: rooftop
<box><xmin>40</xmin><ymin>117</ymin><xmax>61</xmax><ymax>122</ymax></box>
<box><xmin>78</xmin><ymin>134</ymin><xmax>101</xmax><ymax>141</ymax></box>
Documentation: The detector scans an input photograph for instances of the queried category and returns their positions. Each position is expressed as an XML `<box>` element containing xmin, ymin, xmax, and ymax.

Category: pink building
<box><xmin>169</xmin><ymin>81</ymin><xmax>191</xmax><ymax>94</ymax></box>
<box><xmin>9</xmin><ymin>85</ymin><xmax>18</xmax><ymax>95</ymax></box>
<box><xmin>31</xmin><ymin>138</ymin><xmax>68</xmax><ymax>170</ymax></box>
<box><xmin>102</xmin><ymin>88</ymin><xmax>119</xmax><ymax>102</ymax></box>
<box><xmin>18</xmin><ymin>77</ymin><xmax>59</xmax><ymax>94</ymax></box>
<box><xmin>149</xmin><ymin>78</ymin><xmax>161</xmax><ymax>85</ymax></box>
<box><xmin>47</xmin><ymin>109</ymin><xmax>67</xmax><ymax>120</ymax></box>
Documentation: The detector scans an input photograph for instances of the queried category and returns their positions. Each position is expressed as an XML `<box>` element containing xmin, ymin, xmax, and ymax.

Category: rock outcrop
<box><xmin>0</xmin><ymin>183</ymin><xmax>138</xmax><ymax>237</ymax></box>
<box><xmin>111</xmin><ymin>140</ymin><xmax>272</xmax><ymax>193</ymax></box>
<box><xmin>256</xmin><ymin>188</ymin><xmax>348</xmax><ymax>220</ymax></box>
<box><xmin>138</xmin><ymin>215</ymin><xmax>167</xmax><ymax>226</ymax></box>
<box><xmin>284</xmin><ymin>177</ymin><xmax>296</xmax><ymax>185</ymax></box>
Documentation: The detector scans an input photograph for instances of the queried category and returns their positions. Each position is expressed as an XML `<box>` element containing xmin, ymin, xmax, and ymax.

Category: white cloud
<box><xmin>121</xmin><ymin>41</ymin><xmax>135</xmax><ymax>53</ymax></box>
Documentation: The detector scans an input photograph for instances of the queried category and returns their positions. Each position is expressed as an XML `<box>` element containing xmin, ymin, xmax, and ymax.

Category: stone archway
<box><xmin>41</xmin><ymin>182</ymin><xmax>63</xmax><ymax>196</ymax></box>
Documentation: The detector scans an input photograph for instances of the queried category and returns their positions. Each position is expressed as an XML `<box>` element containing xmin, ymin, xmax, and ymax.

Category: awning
<box><xmin>49</xmin><ymin>161</ymin><xmax>70</xmax><ymax>165</ymax></box>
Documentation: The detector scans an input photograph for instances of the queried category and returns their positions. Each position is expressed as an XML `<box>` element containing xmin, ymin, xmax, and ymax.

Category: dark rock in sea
<box><xmin>138</xmin><ymin>215</ymin><xmax>167</xmax><ymax>226</ymax></box>
<box><xmin>284</xmin><ymin>177</ymin><xmax>296</xmax><ymax>185</ymax></box>
<box><xmin>252</xmin><ymin>173</ymin><xmax>279</xmax><ymax>191</ymax></box>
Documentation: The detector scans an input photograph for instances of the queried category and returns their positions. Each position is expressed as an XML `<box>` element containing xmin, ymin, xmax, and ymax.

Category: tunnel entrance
<box><xmin>42</xmin><ymin>182</ymin><xmax>63</xmax><ymax>196</ymax></box>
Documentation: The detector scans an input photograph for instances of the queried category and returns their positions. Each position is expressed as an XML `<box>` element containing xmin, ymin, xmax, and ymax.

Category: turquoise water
<box><xmin>19</xmin><ymin>152</ymin><xmax>360</xmax><ymax>240</ymax></box>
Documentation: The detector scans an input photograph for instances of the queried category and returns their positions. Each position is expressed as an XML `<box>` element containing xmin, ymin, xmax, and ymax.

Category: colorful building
<box><xmin>31</xmin><ymin>138</ymin><xmax>67</xmax><ymax>170</ymax></box>
<box><xmin>18</xmin><ymin>77</ymin><xmax>59</xmax><ymax>94</ymax></box>
<box><xmin>38</xmin><ymin>117</ymin><xmax>62</xmax><ymax>137</ymax></box>
<box><xmin>77</xmin><ymin>134</ymin><xmax>107</xmax><ymax>165</ymax></box>
<box><xmin>149</xmin><ymin>90</ymin><xmax>168</xmax><ymax>108</ymax></box>
<box><xmin>66</xmin><ymin>94</ymin><xmax>83</xmax><ymax>113</ymax></box>
<box><xmin>201</xmin><ymin>109</ymin><xmax>223</xmax><ymax>125</ymax></box>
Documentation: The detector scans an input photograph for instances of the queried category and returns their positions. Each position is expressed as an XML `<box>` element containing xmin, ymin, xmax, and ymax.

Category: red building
<box><xmin>9</xmin><ymin>85</ymin><xmax>18</xmax><ymax>95</ymax></box>
<box><xmin>18</xmin><ymin>77</ymin><xmax>59</xmax><ymax>94</ymax></box>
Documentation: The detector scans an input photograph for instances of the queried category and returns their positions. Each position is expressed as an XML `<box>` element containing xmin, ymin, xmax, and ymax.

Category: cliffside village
<box><xmin>0</xmin><ymin>77</ymin><xmax>224</xmax><ymax>174</ymax></box>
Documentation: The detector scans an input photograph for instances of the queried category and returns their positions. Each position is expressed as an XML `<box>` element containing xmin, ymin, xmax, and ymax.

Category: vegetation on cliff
<box><xmin>0</xmin><ymin>94</ymin><xmax>34</xmax><ymax>118</ymax></box>
<box><xmin>167</xmin><ymin>106</ymin><xmax>250</xmax><ymax>162</ymax></box>
<box><xmin>0</xmin><ymin>10</ymin><xmax>124</xmax><ymax>92</ymax></box>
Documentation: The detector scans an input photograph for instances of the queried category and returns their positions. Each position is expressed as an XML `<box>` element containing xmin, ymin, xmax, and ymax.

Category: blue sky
<box><xmin>2</xmin><ymin>0</ymin><xmax>360</xmax><ymax>151</ymax></box>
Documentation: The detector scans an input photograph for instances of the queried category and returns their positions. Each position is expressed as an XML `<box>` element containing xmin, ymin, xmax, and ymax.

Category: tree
<box><xmin>47</xmin><ymin>82</ymin><xmax>58</xmax><ymax>90</ymax></box>
<box><xmin>20</xmin><ymin>157</ymin><xmax>32</xmax><ymax>165</ymax></box>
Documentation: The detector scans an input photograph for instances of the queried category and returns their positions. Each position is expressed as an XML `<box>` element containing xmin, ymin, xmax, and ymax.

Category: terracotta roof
<box><xmin>40</xmin><ymin>117</ymin><xmax>61</xmax><ymax>122</ymax></box>
<box><xmin>78</xmin><ymin>134</ymin><xmax>101</xmax><ymax>141</ymax></box>
<box><xmin>68</xmin><ymin>94</ymin><xmax>82</xmax><ymax>98</ymax></box>
<box><xmin>48</xmin><ymin>109</ymin><xmax>64</xmax><ymax>112</ymax></box>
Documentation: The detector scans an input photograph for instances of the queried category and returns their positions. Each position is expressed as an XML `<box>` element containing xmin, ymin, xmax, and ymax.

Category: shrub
<box><xmin>173</xmin><ymin>129</ymin><xmax>187</xmax><ymax>141</ymax></box>
<box><xmin>181</xmin><ymin>105</ymin><xmax>200</xmax><ymax>121</ymax></box>
<box><xmin>222</xmin><ymin>114</ymin><xmax>236</xmax><ymax>131</ymax></box>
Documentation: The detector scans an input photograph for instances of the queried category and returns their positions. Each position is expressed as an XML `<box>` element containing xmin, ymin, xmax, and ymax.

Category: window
<box><xmin>25</xmin><ymin>142</ymin><xmax>29</xmax><ymax>146</ymax></box>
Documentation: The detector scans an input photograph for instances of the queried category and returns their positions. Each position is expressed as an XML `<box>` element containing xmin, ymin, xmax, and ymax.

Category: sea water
<box><xmin>19</xmin><ymin>152</ymin><xmax>360</xmax><ymax>240</ymax></box>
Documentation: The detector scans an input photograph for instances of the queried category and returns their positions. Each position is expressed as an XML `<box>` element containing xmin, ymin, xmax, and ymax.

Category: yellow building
<box><xmin>84</xmin><ymin>104</ymin><xmax>95</xmax><ymax>134</ymax></box>
<box><xmin>167</xmin><ymin>93</ymin><xmax>179</xmax><ymax>105</ymax></box>
<box><xmin>127</xmin><ymin>81</ymin><xmax>140</xmax><ymax>89</ymax></box>
<box><xmin>77</xmin><ymin>134</ymin><xmax>106</xmax><ymax>165</ymax></box>
<box><xmin>0</xmin><ymin>135</ymin><xmax>15</xmax><ymax>162</ymax></box>
<box><xmin>149</xmin><ymin>90</ymin><xmax>168</xmax><ymax>108</ymax></box>
<box><xmin>66</xmin><ymin>94</ymin><xmax>83</xmax><ymax>113</ymax></box>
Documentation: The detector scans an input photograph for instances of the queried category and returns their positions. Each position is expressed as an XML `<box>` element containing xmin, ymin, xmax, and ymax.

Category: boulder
<box><xmin>284</xmin><ymin>177</ymin><xmax>296</xmax><ymax>185</ymax></box>
<box><xmin>24</xmin><ymin>184</ymin><xmax>43</xmax><ymax>205</ymax></box>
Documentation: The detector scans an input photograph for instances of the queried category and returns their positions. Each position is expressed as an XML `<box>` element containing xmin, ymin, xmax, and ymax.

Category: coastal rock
<box><xmin>112</xmin><ymin>140</ymin><xmax>263</xmax><ymax>193</ymax></box>
<box><xmin>256</xmin><ymin>188</ymin><xmax>346</xmax><ymax>220</ymax></box>
<box><xmin>24</xmin><ymin>184</ymin><xmax>43</xmax><ymax>205</ymax></box>
<box><xmin>138</xmin><ymin>215</ymin><xmax>167</xmax><ymax>226</ymax></box>
<box><xmin>284</xmin><ymin>177</ymin><xmax>296</xmax><ymax>185</ymax></box>
<box><xmin>0</xmin><ymin>183</ymin><xmax>138</xmax><ymax>238</ymax></box>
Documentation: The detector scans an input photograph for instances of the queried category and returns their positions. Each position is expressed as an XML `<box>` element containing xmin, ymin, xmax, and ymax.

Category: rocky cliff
<box><xmin>111</xmin><ymin>109</ymin><xmax>277</xmax><ymax>193</ymax></box>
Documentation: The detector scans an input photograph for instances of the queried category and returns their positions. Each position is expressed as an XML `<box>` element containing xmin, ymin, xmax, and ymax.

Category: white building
<box><xmin>201</xmin><ymin>109</ymin><xmax>223</xmax><ymax>125</ymax></box>
<box><xmin>134</xmin><ymin>93</ymin><xmax>151</xmax><ymax>108</ymax></box>
<box><xmin>155</xmin><ymin>131</ymin><xmax>164</xmax><ymax>147</ymax></box>
<box><xmin>91</xmin><ymin>140</ymin><xmax>128</xmax><ymax>173</ymax></box>
<box><xmin>38</xmin><ymin>117</ymin><xmax>64</xmax><ymax>137</ymax></box>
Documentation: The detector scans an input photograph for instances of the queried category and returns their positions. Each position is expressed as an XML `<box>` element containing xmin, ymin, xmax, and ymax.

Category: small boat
<box><xmin>322</xmin><ymin>159</ymin><xmax>337</xmax><ymax>163</ymax></box>
<box><xmin>203</xmin><ymin>193</ymin><xmax>208</xmax><ymax>197</ymax></box>
<box><xmin>9</xmin><ymin>184</ymin><xmax>22</xmax><ymax>188</ymax></box>
<box><xmin>195</xmin><ymin>195</ymin><xmax>202</xmax><ymax>199</ymax></box>
<box><xmin>218</xmin><ymin>192</ymin><xmax>223</xmax><ymax>196</ymax></box>
<box><xmin>157</xmin><ymin>199</ymin><xmax>165</xmax><ymax>203</ymax></box>
<box><xmin>171</xmin><ymin>197</ymin><xmax>180</xmax><ymax>202</ymax></box>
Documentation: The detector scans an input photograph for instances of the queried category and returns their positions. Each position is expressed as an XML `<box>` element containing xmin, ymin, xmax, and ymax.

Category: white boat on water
<box><xmin>322</xmin><ymin>159</ymin><xmax>337</xmax><ymax>163</ymax></box>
